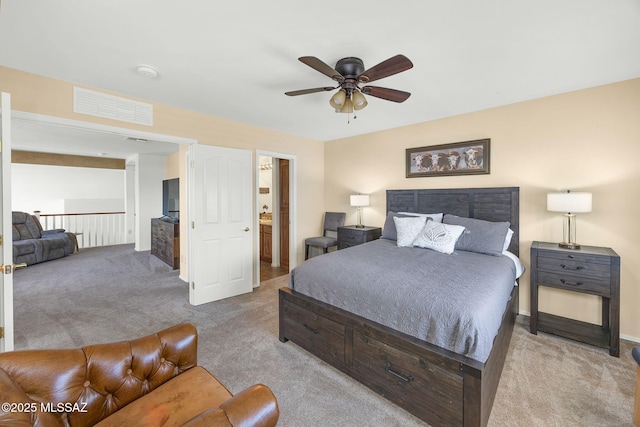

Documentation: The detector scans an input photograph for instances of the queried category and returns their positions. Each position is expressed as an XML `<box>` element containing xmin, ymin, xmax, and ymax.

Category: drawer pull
<box><xmin>303</xmin><ymin>323</ymin><xmax>319</xmax><ymax>334</ymax></box>
<box><xmin>560</xmin><ymin>279</ymin><xmax>584</xmax><ymax>286</ymax></box>
<box><xmin>560</xmin><ymin>264</ymin><xmax>585</xmax><ymax>271</ymax></box>
<box><xmin>385</xmin><ymin>363</ymin><xmax>414</xmax><ymax>382</ymax></box>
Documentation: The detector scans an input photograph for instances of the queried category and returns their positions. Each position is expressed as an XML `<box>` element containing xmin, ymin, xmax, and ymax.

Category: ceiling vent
<box><xmin>74</xmin><ymin>87</ymin><xmax>153</xmax><ymax>126</ymax></box>
<box><xmin>124</xmin><ymin>137</ymin><xmax>149</xmax><ymax>143</ymax></box>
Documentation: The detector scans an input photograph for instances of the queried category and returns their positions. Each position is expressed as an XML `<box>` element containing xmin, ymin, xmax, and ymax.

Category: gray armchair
<box><xmin>305</xmin><ymin>212</ymin><xmax>346</xmax><ymax>260</ymax></box>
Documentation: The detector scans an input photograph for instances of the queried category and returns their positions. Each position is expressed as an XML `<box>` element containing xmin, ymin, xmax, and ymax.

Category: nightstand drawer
<box><xmin>337</xmin><ymin>226</ymin><xmax>381</xmax><ymax>250</ymax></box>
<box><xmin>537</xmin><ymin>252</ymin><xmax>611</xmax><ymax>279</ymax></box>
<box><xmin>537</xmin><ymin>270</ymin><xmax>610</xmax><ymax>296</ymax></box>
<box><xmin>339</xmin><ymin>230</ymin><xmax>363</xmax><ymax>244</ymax></box>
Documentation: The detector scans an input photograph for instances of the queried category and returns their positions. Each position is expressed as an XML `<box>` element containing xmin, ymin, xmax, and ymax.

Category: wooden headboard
<box><xmin>387</xmin><ymin>187</ymin><xmax>520</xmax><ymax>256</ymax></box>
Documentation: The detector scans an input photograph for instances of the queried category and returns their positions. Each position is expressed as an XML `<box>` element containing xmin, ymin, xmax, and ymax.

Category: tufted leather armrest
<box><xmin>0</xmin><ymin>323</ymin><xmax>197</xmax><ymax>427</ymax></box>
<box><xmin>183</xmin><ymin>384</ymin><xmax>279</xmax><ymax>427</ymax></box>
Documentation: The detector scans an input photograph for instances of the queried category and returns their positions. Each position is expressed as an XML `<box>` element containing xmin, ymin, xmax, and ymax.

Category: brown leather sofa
<box><xmin>0</xmin><ymin>323</ymin><xmax>279</xmax><ymax>426</ymax></box>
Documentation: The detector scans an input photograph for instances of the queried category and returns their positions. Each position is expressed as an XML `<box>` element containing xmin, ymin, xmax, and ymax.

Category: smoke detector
<box><xmin>136</xmin><ymin>65</ymin><xmax>159</xmax><ymax>79</ymax></box>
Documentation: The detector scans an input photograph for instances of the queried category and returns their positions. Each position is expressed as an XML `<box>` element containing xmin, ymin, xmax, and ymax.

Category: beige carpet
<box><xmin>12</xmin><ymin>245</ymin><xmax>638</xmax><ymax>426</ymax></box>
<box><xmin>490</xmin><ymin>310</ymin><xmax>636</xmax><ymax>426</ymax></box>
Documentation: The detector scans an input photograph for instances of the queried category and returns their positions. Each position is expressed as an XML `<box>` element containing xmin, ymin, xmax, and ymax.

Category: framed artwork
<box><xmin>406</xmin><ymin>138</ymin><xmax>490</xmax><ymax>178</ymax></box>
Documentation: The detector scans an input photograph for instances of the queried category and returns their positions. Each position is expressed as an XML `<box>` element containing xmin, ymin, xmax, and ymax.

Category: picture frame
<box><xmin>406</xmin><ymin>138</ymin><xmax>490</xmax><ymax>178</ymax></box>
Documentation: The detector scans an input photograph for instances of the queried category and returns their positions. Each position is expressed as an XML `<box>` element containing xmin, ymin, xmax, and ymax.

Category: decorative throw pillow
<box><xmin>443</xmin><ymin>214</ymin><xmax>510</xmax><ymax>257</ymax></box>
<box><xmin>413</xmin><ymin>220</ymin><xmax>466</xmax><ymax>254</ymax></box>
<box><xmin>398</xmin><ymin>212</ymin><xmax>443</xmax><ymax>223</ymax></box>
<box><xmin>393</xmin><ymin>216</ymin><xmax>427</xmax><ymax>247</ymax></box>
<box><xmin>382</xmin><ymin>211</ymin><xmax>432</xmax><ymax>240</ymax></box>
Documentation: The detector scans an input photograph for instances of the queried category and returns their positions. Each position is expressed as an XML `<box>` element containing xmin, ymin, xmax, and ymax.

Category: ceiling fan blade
<box><xmin>298</xmin><ymin>57</ymin><xmax>345</xmax><ymax>82</ymax></box>
<box><xmin>285</xmin><ymin>87</ymin><xmax>335</xmax><ymax>96</ymax></box>
<box><xmin>361</xmin><ymin>86</ymin><xmax>411</xmax><ymax>103</ymax></box>
<box><xmin>358</xmin><ymin>54</ymin><xmax>413</xmax><ymax>83</ymax></box>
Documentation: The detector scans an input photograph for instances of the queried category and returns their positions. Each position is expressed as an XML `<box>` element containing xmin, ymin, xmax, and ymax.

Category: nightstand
<box><xmin>530</xmin><ymin>241</ymin><xmax>620</xmax><ymax>357</ymax></box>
<box><xmin>337</xmin><ymin>226</ymin><xmax>381</xmax><ymax>250</ymax></box>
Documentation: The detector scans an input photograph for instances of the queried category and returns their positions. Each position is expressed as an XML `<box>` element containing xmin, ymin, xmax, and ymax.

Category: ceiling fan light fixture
<box><xmin>286</xmin><ymin>55</ymin><xmax>413</xmax><ymax>116</ymax></box>
<box><xmin>329</xmin><ymin>89</ymin><xmax>347</xmax><ymax>110</ymax></box>
<box><xmin>352</xmin><ymin>90</ymin><xmax>368</xmax><ymax>111</ymax></box>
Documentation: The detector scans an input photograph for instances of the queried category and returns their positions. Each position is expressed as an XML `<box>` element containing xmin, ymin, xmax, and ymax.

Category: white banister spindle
<box><xmin>37</xmin><ymin>212</ymin><xmax>126</xmax><ymax>249</ymax></box>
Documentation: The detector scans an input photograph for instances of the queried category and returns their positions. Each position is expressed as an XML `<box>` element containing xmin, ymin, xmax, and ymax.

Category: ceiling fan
<box><xmin>285</xmin><ymin>54</ymin><xmax>413</xmax><ymax>114</ymax></box>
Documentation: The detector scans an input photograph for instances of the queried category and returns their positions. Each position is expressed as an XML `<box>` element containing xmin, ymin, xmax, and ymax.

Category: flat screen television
<box><xmin>162</xmin><ymin>178</ymin><xmax>179</xmax><ymax>221</ymax></box>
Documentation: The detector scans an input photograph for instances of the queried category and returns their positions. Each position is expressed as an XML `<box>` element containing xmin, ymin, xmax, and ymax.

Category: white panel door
<box><xmin>189</xmin><ymin>144</ymin><xmax>253</xmax><ymax>305</ymax></box>
<box><xmin>0</xmin><ymin>93</ymin><xmax>14</xmax><ymax>351</ymax></box>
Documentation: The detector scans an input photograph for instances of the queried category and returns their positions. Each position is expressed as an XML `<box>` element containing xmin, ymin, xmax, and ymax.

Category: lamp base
<box><xmin>355</xmin><ymin>224</ymin><xmax>365</xmax><ymax>228</ymax></box>
<box><xmin>558</xmin><ymin>242</ymin><xmax>581</xmax><ymax>250</ymax></box>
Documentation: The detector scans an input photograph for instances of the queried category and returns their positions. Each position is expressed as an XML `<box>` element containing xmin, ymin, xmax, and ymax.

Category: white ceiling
<box><xmin>1</xmin><ymin>0</ymin><xmax>639</xmax><ymax>157</ymax></box>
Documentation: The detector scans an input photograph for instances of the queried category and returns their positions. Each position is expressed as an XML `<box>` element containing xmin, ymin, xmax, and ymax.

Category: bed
<box><xmin>279</xmin><ymin>187</ymin><xmax>520</xmax><ymax>426</ymax></box>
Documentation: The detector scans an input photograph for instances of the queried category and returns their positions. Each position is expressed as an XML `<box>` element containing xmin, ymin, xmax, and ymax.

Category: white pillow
<box><xmin>503</xmin><ymin>228</ymin><xmax>514</xmax><ymax>251</ymax></box>
<box><xmin>413</xmin><ymin>220</ymin><xmax>466</xmax><ymax>254</ymax></box>
<box><xmin>393</xmin><ymin>216</ymin><xmax>427</xmax><ymax>247</ymax></box>
<box><xmin>398</xmin><ymin>212</ymin><xmax>443</xmax><ymax>223</ymax></box>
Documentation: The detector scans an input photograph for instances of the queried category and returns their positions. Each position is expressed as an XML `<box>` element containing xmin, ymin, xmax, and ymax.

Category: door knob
<box><xmin>244</xmin><ymin>227</ymin><xmax>250</xmax><ymax>232</ymax></box>
<box><xmin>0</xmin><ymin>263</ymin><xmax>27</xmax><ymax>274</ymax></box>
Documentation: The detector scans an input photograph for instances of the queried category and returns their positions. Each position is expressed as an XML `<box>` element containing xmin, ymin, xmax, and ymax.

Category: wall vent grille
<box><xmin>73</xmin><ymin>87</ymin><xmax>153</xmax><ymax>126</ymax></box>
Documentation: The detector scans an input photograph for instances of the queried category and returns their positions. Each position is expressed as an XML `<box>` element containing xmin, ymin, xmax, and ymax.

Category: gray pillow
<box><xmin>442</xmin><ymin>214</ymin><xmax>510</xmax><ymax>256</ymax></box>
<box><xmin>381</xmin><ymin>211</ymin><xmax>432</xmax><ymax>240</ymax></box>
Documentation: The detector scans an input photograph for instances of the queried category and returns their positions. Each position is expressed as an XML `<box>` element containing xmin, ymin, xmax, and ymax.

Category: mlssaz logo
<box><xmin>40</xmin><ymin>402</ymin><xmax>89</xmax><ymax>413</ymax></box>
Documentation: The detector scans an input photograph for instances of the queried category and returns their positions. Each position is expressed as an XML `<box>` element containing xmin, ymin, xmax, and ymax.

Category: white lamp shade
<box><xmin>350</xmin><ymin>194</ymin><xmax>370</xmax><ymax>207</ymax></box>
<box><xmin>547</xmin><ymin>192</ymin><xmax>592</xmax><ymax>213</ymax></box>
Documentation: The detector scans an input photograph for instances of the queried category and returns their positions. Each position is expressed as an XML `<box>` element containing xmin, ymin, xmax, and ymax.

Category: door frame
<box><xmin>9</xmin><ymin>111</ymin><xmax>196</xmax><ymax>147</ymax></box>
<box><xmin>255</xmin><ymin>150</ymin><xmax>297</xmax><ymax>285</ymax></box>
<box><xmin>1</xmin><ymin>92</ymin><xmax>14</xmax><ymax>351</ymax></box>
<box><xmin>9</xmin><ymin>111</ymin><xmax>196</xmax><ymax>273</ymax></box>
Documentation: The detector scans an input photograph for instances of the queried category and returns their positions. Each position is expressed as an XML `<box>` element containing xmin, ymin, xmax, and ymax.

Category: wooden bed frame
<box><xmin>279</xmin><ymin>187</ymin><xmax>520</xmax><ymax>427</ymax></box>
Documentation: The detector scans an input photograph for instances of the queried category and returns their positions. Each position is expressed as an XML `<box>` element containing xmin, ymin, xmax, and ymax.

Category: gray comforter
<box><xmin>289</xmin><ymin>238</ymin><xmax>517</xmax><ymax>363</ymax></box>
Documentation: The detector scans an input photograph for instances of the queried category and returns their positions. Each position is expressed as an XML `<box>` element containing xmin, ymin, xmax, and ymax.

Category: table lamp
<box><xmin>547</xmin><ymin>190</ymin><xmax>592</xmax><ymax>250</ymax></box>
<box><xmin>350</xmin><ymin>194</ymin><xmax>370</xmax><ymax>228</ymax></box>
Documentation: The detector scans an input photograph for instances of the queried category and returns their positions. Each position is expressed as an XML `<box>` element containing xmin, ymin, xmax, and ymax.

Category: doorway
<box><xmin>257</xmin><ymin>153</ymin><xmax>293</xmax><ymax>283</ymax></box>
<box><xmin>6</xmin><ymin>112</ymin><xmax>196</xmax><ymax>349</ymax></box>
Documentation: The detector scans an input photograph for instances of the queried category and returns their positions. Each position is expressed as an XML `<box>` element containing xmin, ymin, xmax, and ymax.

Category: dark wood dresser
<box><xmin>530</xmin><ymin>241</ymin><xmax>620</xmax><ymax>356</ymax></box>
<box><xmin>151</xmin><ymin>218</ymin><xmax>180</xmax><ymax>269</ymax></box>
<box><xmin>337</xmin><ymin>225</ymin><xmax>382</xmax><ymax>250</ymax></box>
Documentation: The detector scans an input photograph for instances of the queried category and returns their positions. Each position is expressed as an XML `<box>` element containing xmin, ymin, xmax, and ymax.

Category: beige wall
<box><xmin>165</xmin><ymin>152</ymin><xmax>180</xmax><ymax>179</ymax></box>
<box><xmin>325</xmin><ymin>78</ymin><xmax>640</xmax><ymax>341</ymax></box>
<box><xmin>0</xmin><ymin>66</ymin><xmax>326</xmax><ymax>274</ymax></box>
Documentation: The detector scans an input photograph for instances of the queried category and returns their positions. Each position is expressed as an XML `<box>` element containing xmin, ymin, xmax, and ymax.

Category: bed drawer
<box><xmin>352</xmin><ymin>332</ymin><xmax>463</xmax><ymax>426</ymax></box>
<box><xmin>281</xmin><ymin>301</ymin><xmax>345</xmax><ymax>366</ymax></box>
